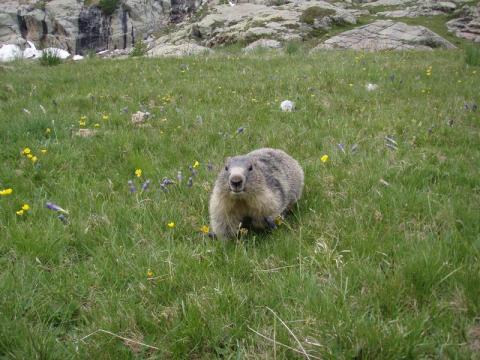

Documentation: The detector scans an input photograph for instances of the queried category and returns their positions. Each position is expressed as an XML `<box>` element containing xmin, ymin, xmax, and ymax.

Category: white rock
<box><xmin>23</xmin><ymin>41</ymin><xmax>42</xmax><ymax>59</ymax></box>
<box><xmin>0</xmin><ymin>44</ymin><xmax>22</xmax><ymax>62</ymax></box>
<box><xmin>365</xmin><ymin>83</ymin><xmax>378</xmax><ymax>91</ymax></box>
<box><xmin>131</xmin><ymin>111</ymin><xmax>151</xmax><ymax>125</ymax></box>
<box><xmin>73</xmin><ymin>55</ymin><xmax>84</xmax><ymax>61</ymax></box>
<box><xmin>280</xmin><ymin>100</ymin><xmax>295</xmax><ymax>112</ymax></box>
<box><xmin>42</xmin><ymin>48</ymin><xmax>70</xmax><ymax>59</ymax></box>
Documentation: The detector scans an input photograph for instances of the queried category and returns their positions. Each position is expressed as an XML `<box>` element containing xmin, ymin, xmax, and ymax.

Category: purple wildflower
<box><xmin>128</xmin><ymin>180</ymin><xmax>136</xmax><ymax>193</ymax></box>
<box><xmin>141</xmin><ymin>179</ymin><xmax>151</xmax><ymax>191</ymax></box>
<box><xmin>337</xmin><ymin>143</ymin><xmax>346</xmax><ymax>154</ymax></box>
<box><xmin>45</xmin><ymin>202</ymin><xmax>68</xmax><ymax>214</ymax></box>
<box><xmin>162</xmin><ymin>177</ymin><xmax>175</xmax><ymax>186</ymax></box>
<box><xmin>236</xmin><ymin>127</ymin><xmax>245</xmax><ymax>134</ymax></box>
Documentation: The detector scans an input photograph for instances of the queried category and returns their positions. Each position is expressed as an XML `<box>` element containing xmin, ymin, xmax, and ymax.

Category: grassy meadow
<box><xmin>0</xmin><ymin>49</ymin><xmax>479</xmax><ymax>358</ymax></box>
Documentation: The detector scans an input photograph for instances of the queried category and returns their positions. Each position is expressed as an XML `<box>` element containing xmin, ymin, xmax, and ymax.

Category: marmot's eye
<box><xmin>225</xmin><ymin>166</ymin><xmax>229</xmax><ymax>171</ymax></box>
<box><xmin>248</xmin><ymin>165</ymin><xmax>253</xmax><ymax>171</ymax></box>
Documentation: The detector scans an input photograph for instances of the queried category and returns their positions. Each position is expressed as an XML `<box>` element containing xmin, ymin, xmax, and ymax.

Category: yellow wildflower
<box><xmin>193</xmin><ymin>160</ymin><xmax>200</xmax><ymax>168</ymax></box>
<box><xmin>94</xmin><ymin>123</ymin><xmax>100</xmax><ymax>128</ymax></box>
<box><xmin>26</xmin><ymin>154</ymin><xmax>33</xmax><ymax>159</ymax></box>
<box><xmin>320</xmin><ymin>154</ymin><xmax>329</xmax><ymax>163</ymax></box>
<box><xmin>22</xmin><ymin>204</ymin><xmax>30</xmax><ymax>211</ymax></box>
<box><xmin>79</xmin><ymin>120</ymin><xmax>86</xmax><ymax>127</ymax></box>
<box><xmin>41</xmin><ymin>149</ymin><xmax>47</xmax><ymax>154</ymax></box>
<box><xmin>135</xmin><ymin>169</ymin><xmax>142</xmax><ymax>177</ymax></box>
<box><xmin>45</xmin><ymin>128</ymin><xmax>51</xmax><ymax>134</ymax></box>
<box><xmin>80</xmin><ymin>115</ymin><xmax>87</xmax><ymax>121</ymax></box>
<box><xmin>22</xmin><ymin>147</ymin><xmax>31</xmax><ymax>155</ymax></box>
<box><xmin>31</xmin><ymin>156</ymin><xmax>38</xmax><ymax>163</ymax></box>
<box><xmin>102</xmin><ymin>114</ymin><xmax>109</xmax><ymax>121</ymax></box>
<box><xmin>274</xmin><ymin>216</ymin><xmax>283</xmax><ymax>226</ymax></box>
<box><xmin>167</xmin><ymin>222</ymin><xmax>175</xmax><ymax>228</ymax></box>
<box><xmin>200</xmin><ymin>225</ymin><xmax>210</xmax><ymax>234</ymax></box>
<box><xmin>0</xmin><ymin>188</ymin><xmax>13</xmax><ymax>196</ymax></box>
<box><xmin>16</xmin><ymin>209</ymin><xmax>24</xmax><ymax>216</ymax></box>
<box><xmin>147</xmin><ymin>269</ymin><xmax>154</xmax><ymax>278</ymax></box>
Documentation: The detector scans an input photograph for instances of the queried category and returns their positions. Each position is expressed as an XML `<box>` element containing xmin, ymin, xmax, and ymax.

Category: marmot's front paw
<box><xmin>265</xmin><ymin>216</ymin><xmax>277</xmax><ymax>230</ymax></box>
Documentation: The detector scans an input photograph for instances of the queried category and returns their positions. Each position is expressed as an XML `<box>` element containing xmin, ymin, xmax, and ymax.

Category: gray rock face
<box><xmin>155</xmin><ymin>1</ymin><xmax>360</xmax><ymax>47</ymax></box>
<box><xmin>312</xmin><ymin>20</ymin><xmax>456</xmax><ymax>51</ymax></box>
<box><xmin>0</xmin><ymin>0</ymin><xmax>198</xmax><ymax>54</ymax></box>
<box><xmin>361</xmin><ymin>0</ymin><xmax>414</xmax><ymax>7</ymax></box>
<box><xmin>243</xmin><ymin>38</ymin><xmax>282</xmax><ymax>51</ymax></box>
<box><xmin>377</xmin><ymin>1</ymin><xmax>457</xmax><ymax>18</ymax></box>
<box><xmin>447</xmin><ymin>3</ymin><xmax>480</xmax><ymax>43</ymax></box>
<box><xmin>147</xmin><ymin>42</ymin><xmax>211</xmax><ymax>56</ymax></box>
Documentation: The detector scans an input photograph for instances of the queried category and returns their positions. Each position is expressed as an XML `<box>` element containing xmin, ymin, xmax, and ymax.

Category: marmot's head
<box><xmin>218</xmin><ymin>155</ymin><xmax>263</xmax><ymax>197</ymax></box>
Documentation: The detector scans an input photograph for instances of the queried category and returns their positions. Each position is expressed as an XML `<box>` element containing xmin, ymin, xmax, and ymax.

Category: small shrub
<box><xmin>99</xmin><ymin>0</ymin><xmax>121</xmax><ymax>15</ymax></box>
<box><xmin>85</xmin><ymin>0</ymin><xmax>121</xmax><ymax>15</ymax></box>
<box><xmin>39</xmin><ymin>50</ymin><xmax>62</xmax><ymax>66</ymax></box>
<box><xmin>300</xmin><ymin>6</ymin><xmax>336</xmax><ymax>25</ymax></box>
<box><xmin>465</xmin><ymin>44</ymin><xmax>480</xmax><ymax>66</ymax></box>
<box><xmin>34</xmin><ymin>0</ymin><xmax>48</xmax><ymax>10</ymax></box>
<box><xmin>130</xmin><ymin>40</ymin><xmax>148</xmax><ymax>57</ymax></box>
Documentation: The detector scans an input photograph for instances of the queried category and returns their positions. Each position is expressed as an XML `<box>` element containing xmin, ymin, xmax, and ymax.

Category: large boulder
<box><xmin>243</xmin><ymin>38</ymin><xmax>282</xmax><ymax>51</ymax></box>
<box><xmin>147</xmin><ymin>42</ymin><xmax>211</xmax><ymax>56</ymax></box>
<box><xmin>312</xmin><ymin>20</ymin><xmax>456</xmax><ymax>51</ymax></box>
<box><xmin>156</xmin><ymin>1</ymin><xmax>360</xmax><ymax>47</ymax></box>
<box><xmin>376</xmin><ymin>1</ymin><xmax>457</xmax><ymax>18</ymax></box>
<box><xmin>446</xmin><ymin>3</ymin><xmax>480</xmax><ymax>43</ymax></box>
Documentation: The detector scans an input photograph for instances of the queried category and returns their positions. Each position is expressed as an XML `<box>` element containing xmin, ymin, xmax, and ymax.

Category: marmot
<box><xmin>209</xmin><ymin>148</ymin><xmax>304</xmax><ymax>239</ymax></box>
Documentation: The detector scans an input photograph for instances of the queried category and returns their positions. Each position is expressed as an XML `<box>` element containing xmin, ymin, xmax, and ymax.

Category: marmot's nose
<box><xmin>229</xmin><ymin>175</ymin><xmax>244</xmax><ymax>191</ymax></box>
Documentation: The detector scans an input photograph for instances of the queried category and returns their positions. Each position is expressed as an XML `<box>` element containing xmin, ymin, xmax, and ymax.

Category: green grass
<box><xmin>465</xmin><ymin>44</ymin><xmax>480</xmax><ymax>66</ymax></box>
<box><xmin>39</xmin><ymin>50</ymin><xmax>62</xmax><ymax>67</ymax></box>
<box><xmin>1</xmin><ymin>50</ymin><xmax>480</xmax><ymax>358</ymax></box>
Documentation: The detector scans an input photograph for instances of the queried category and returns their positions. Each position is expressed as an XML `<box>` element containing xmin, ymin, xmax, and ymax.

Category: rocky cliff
<box><xmin>0</xmin><ymin>0</ymin><xmax>201</xmax><ymax>54</ymax></box>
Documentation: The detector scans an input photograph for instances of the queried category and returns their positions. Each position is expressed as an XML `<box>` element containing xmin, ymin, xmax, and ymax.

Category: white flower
<box><xmin>365</xmin><ymin>83</ymin><xmax>378</xmax><ymax>91</ymax></box>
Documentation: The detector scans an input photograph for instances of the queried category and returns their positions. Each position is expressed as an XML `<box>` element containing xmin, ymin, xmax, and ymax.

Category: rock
<box><xmin>147</xmin><ymin>43</ymin><xmax>211</xmax><ymax>57</ymax></box>
<box><xmin>312</xmin><ymin>20</ymin><xmax>456</xmax><ymax>51</ymax></box>
<box><xmin>0</xmin><ymin>0</ymin><xmax>183</xmax><ymax>55</ymax></box>
<box><xmin>280</xmin><ymin>100</ymin><xmax>295</xmax><ymax>112</ymax></box>
<box><xmin>72</xmin><ymin>54</ymin><xmax>84</xmax><ymax>61</ymax></box>
<box><xmin>23</xmin><ymin>41</ymin><xmax>41</xmax><ymax>59</ymax></box>
<box><xmin>0</xmin><ymin>44</ymin><xmax>21</xmax><ymax>62</ymax></box>
<box><xmin>377</xmin><ymin>1</ymin><xmax>457</xmax><ymax>18</ymax></box>
<box><xmin>131</xmin><ymin>111</ymin><xmax>151</xmax><ymax>125</ymax></box>
<box><xmin>74</xmin><ymin>128</ymin><xmax>97</xmax><ymax>138</ymax></box>
<box><xmin>43</xmin><ymin>47</ymin><xmax>70</xmax><ymax>59</ymax></box>
<box><xmin>361</xmin><ymin>0</ymin><xmax>413</xmax><ymax>7</ymax></box>
<box><xmin>447</xmin><ymin>3</ymin><xmax>480</xmax><ymax>43</ymax></box>
<box><xmin>165</xmin><ymin>1</ymin><xmax>358</xmax><ymax>47</ymax></box>
<box><xmin>243</xmin><ymin>38</ymin><xmax>282</xmax><ymax>51</ymax></box>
